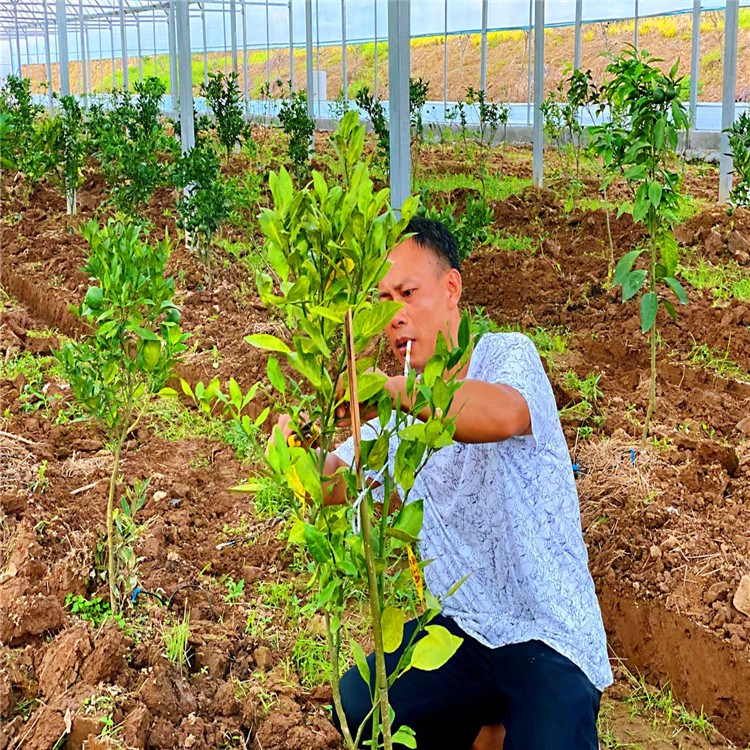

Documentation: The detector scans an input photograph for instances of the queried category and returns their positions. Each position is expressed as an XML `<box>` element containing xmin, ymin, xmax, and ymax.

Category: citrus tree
<box><xmin>56</xmin><ymin>220</ymin><xmax>188</xmax><ymax>613</ymax></box>
<box><xmin>589</xmin><ymin>48</ymin><xmax>689</xmax><ymax>445</ymax></box>
<box><xmin>203</xmin><ymin>112</ymin><xmax>473</xmax><ymax>748</ymax></box>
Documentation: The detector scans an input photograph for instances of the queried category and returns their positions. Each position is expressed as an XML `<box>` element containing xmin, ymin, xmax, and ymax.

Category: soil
<box><xmin>1</xmin><ymin>140</ymin><xmax>749</xmax><ymax>749</ymax></box>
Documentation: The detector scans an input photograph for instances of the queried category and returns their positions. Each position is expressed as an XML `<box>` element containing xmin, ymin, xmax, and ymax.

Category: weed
<box><xmin>29</xmin><ymin>460</ymin><xmax>49</xmax><ymax>494</ymax></box>
<box><xmin>163</xmin><ymin>608</ymin><xmax>191</xmax><ymax>674</ymax></box>
<box><xmin>563</xmin><ymin>371</ymin><xmax>603</xmax><ymax>403</ymax></box>
<box><xmin>66</xmin><ymin>593</ymin><xmax>124</xmax><ymax>628</ymax></box>
<box><xmin>292</xmin><ymin>632</ymin><xmax>332</xmax><ymax>690</ymax></box>
<box><xmin>681</xmin><ymin>258</ymin><xmax>750</xmax><ymax>301</ymax></box>
<box><xmin>688</xmin><ymin>341</ymin><xmax>749</xmax><ymax>380</ymax></box>
<box><xmin>245</xmin><ymin>610</ymin><xmax>273</xmax><ymax>639</ymax></box>
<box><xmin>252</xmin><ymin>476</ymin><xmax>295</xmax><ymax>518</ymax></box>
<box><xmin>224</xmin><ymin>577</ymin><xmax>245</xmax><ymax>604</ymax></box>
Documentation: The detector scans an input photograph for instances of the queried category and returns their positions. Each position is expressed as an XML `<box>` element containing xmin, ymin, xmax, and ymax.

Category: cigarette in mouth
<box><xmin>404</xmin><ymin>340</ymin><xmax>412</xmax><ymax>377</ymax></box>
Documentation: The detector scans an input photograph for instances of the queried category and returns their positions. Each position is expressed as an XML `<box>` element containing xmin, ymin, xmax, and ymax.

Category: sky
<box><xmin>1</xmin><ymin>0</ymin><xmax>747</xmax><ymax>82</ymax></box>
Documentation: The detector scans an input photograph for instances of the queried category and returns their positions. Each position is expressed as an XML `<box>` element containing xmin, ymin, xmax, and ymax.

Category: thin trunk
<box><xmin>344</xmin><ymin>310</ymin><xmax>392</xmax><ymax>750</ymax></box>
<box><xmin>603</xmin><ymin>184</ymin><xmax>615</xmax><ymax>279</ymax></box>
<box><xmin>326</xmin><ymin>611</ymin><xmax>356</xmax><ymax>749</ymax></box>
<box><xmin>106</xmin><ymin>431</ymin><xmax>126</xmax><ymax>615</ymax></box>
<box><xmin>641</xmin><ymin>237</ymin><xmax>658</xmax><ymax>448</ymax></box>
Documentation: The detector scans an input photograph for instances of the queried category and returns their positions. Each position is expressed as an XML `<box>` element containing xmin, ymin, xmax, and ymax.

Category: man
<box><xmin>279</xmin><ymin>217</ymin><xmax>612</xmax><ymax>748</ymax></box>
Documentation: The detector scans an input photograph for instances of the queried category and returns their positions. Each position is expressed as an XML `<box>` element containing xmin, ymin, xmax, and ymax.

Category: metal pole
<box><xmin>137</xmin><ymin>15</ymin><xmax>143</xmax><ymax>82</ymax></box>
<box><xmin>526</xmin><ymin>0</ymin><xmax>532</xmax><ymax>125</ymax></box>
<box><xmin>719</xmin><ymin>0</ymin><xmax>739</xmax><ymax>203</ymax></box>
<box><xmin>266</xmin><ymin>0</ymin><xmax>271</xmax><ymax>92</ymax></box>
<box><xmin>202</xmin><ymin>7</ymin><xmax>209</xmax><ymax>85</ymax></box>
<box><xmin>388</xmin><ymin>0</ymin><xmax>411</xmax><ymax>210</ymax></box>
<box><xmin>341</xmin><ymin>0</ymin><xmax>347</xmax><ymax>101</ymax></box>
<box><xmin>167</xmin><ymin>3</ymin><xmax>179</xmax><ymax>118</ymax></box>
<box><xmin>634</xmin><ymin>0</ymin><xmax>639</xmax><ymax>51</ymax></box>
<box><xmin>110</xmin><ymin>25</ymin><xmax>116</xmax><ymax>85</ymax></box>
<box><xmin>85</xmin><ymin>27</ymin><xmax>92</xmax><ymax>98</ymax></box>
<box><xmin>480</xmin><ymin>0</ymin><xmax>488</xmax><ymax>91</ymax></box>
<box><xmin>24</xmin><ymin>34</ymin><xmax>31</xmax><ymax>79</ymax></box>
<box><xmin>443</xmin><ymin>0</ymin><xmax>448</xmax><ymax>111</ymax></box>
<box><xmin>532</xmin><ymin>0</ymin><xmax>544</xmax><ymax>187</ymax></box>
<box><xmin>56</xmin><ymin>0</ymin><xmax>71</xmax><ymax>96</ymax></box>
<box><xmin>373</xmin><ymin>0</ymin><xmax>378</xmax><ymax>97</ymax></box>
<box><xmin>315</xmin><ymin>0</ymin><xmax>320</xmax><ymax>116</ymax></box>
<box><xmin>98</xmin><ymin>24</ymin><xmax>103</xmax><ymax>90</ymax></box>
<box><xmin>14</xmin><ymin>2</ymin><xmax>22</xmax><ymax>76</ymax></box>
<box><xmin>8</xmin><ymin>35</ymin><xmax>15</xmax><ymax>77</ymax></box>
<box><xmin>176</xmin><ymin>0</ymin><xmax>195</xmax><ymax>153</ymax></box>
<box><xmin>242</xmin><ymin>0</ymin><xmax>249</xmax><ymax>111</ymax></box>
<box><xmin>43</xmin><ymin>2</ymin><xmax>54</xmax><ymax>112</ymax></box>
<box><xmin>230</xmin><ymin>0</ymin><xmax>238</xmax><ymax>74</ymax></box>
<box><xmin>689</xmin><ymin>0</ymin><xmax>700</xmax><ymax>130</ymax></box>
<box><xmin>79</xmin><ymin>0</ymin><xmax>88</xmax><ymax>104</ymax></box>
<box><xmin>222</xmin><ymin>0</ymin><xmax>228</xmax><ymax>74</ymax></box>
<box><xmin>574</xmin><ymin>0</ymin><xmax>582</xmax><ymax>70</ymax></box>
<box><xmin>153</xmin><ymin>9</ymin><xmax>158</xmax><ymax>80</ymax></box>
<box><xmin>119</xmin><ymin>0</ymin><xmax>129</xmax><ymax>90</ymax></box>
<box><xmin>305</xmin><ymin>0</ymin><xmax>315</xmax><ymax>118</ymax></box>
<box><xmin>289</xmin><ymin>0</ymin><xmax>294</xmax><ymax>89</ymax></box>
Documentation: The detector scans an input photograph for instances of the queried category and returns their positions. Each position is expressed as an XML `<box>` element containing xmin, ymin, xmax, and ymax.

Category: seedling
<box><xmin>56</xmin><ymin>220</ymin><xmax>188</xmax><ymax>613</ymax></box>
<box><xmin>201</xmin><ymin>71</ymin><xmax>246</xmax><ymax>157</ymax></box>
<box><xmin>591</xmin><ymin>48</ymin><xmax>689</xmax><ymax>446</ymax></box>
<box><xmin>276</xmin><ymin>81</ymin><xmax>315</xmax><ymax>180</ymax></box>
<box><xmin>164</xmin><ymin>608</ymin><xmax>191</xmax><ymax>674</ymax></box>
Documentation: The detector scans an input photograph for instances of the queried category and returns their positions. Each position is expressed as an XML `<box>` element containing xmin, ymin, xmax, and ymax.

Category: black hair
<box><xmin>403</xmin><ymin>216</ymin><xmax>461</xmax><ymax>272</ymax></box>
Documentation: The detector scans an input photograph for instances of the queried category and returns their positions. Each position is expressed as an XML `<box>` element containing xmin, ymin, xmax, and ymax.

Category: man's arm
<box><xmin>385</xmin><ymin>376</ymin><xmax>531</xmax><ymax>444</ymax></box>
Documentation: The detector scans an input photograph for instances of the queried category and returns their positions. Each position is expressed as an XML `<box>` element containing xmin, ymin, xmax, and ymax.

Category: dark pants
<box><xmin>334</xmin><ymin>614</ymin><xmax>602</xmax><ymax>750</ymax></box>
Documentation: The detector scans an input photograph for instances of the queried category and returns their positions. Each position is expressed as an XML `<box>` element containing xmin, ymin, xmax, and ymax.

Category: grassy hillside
<box><xmin>20</xmin><ymin>9</ymin><xmax>750</xmax><ymax>104</ymax></box>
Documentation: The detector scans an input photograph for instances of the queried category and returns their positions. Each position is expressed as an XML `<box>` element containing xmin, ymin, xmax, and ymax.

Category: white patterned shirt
<box><xmin>335</xmin><ymin>332</ymin><xmax>613</xmax><ymax>691</ymax></box>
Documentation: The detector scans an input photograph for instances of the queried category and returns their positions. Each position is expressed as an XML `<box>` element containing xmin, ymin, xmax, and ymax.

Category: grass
<box><xmin>681</xmin><ymin>258</ymin><xmax>750</xmax><ymax>301</ymax></box>
<box><xmin>491</xmin><ymin>233</ymin><xmax>539</xmax><ymax>254</ymax></box>
<box><xmin>688</xmin><ymin>341</ymin><xmax>749</xmax><ymax>381</ymax></box>
<box><xmin>163</xmin><ymin>609</ymin><xmax>191</xmax><ymax>674</ymax></box>
<box><xmin>415</xmin><ymin>173</ymin><xmax>532</xmax><ymax>202</ymax></box>
<box><xmin>292</xmin><ymin>632</ymin><xmax>332</xmax><ymax>690</ymax></box>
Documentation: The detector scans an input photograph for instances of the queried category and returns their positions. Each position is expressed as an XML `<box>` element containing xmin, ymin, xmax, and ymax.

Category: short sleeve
<box><xmin>475</xmin><ymin>332</ymin><xmax>558</xmax><ymax>449</ymax></box>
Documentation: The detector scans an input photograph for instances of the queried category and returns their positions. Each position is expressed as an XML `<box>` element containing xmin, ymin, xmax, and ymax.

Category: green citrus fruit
<box><xmin>653</xmin><ymin>87</ymin><xmax>666</xmax><ymax>104</ymax></box>
<box><xmin>165</xmin><ymin>308</ymin><xmax>181</xmax><ymax>324</ymax></box>
<box><xmin>84</xmin><ymin>286</ymin><xmax>103</xmax><ymax>310</ymax></box>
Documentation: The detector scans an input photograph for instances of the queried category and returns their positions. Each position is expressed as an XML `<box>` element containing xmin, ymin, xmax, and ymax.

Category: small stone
<box><xmin>704</xmin><ymin>581</ymin><xmax>730</xmax><ymax>605</ymax></box>
<box><xmin>649</xmin><ymin>545</ymin><xmax>662</xmax><ymax>559</ymax></box>
<box><xmin>660</xmin><ymin>535</ymin><xmax>679</xmax><ymax>551</ymax></box>
<box><xmin>242</xmin><ymin>566</ymin><xmax>263</xmax><ymax>584</ymax></box>
<box><xmin>732</xmin><ymin>575</ymin><xmax>750</xmax><ymax>617</ymax></box>
<box><xmin>170</xmin><ymin>498</ymin><xmax>181</xmax><ymax>508</ymax></box>
<box><xmin>705</xmin><ymin>230</ymin><xmax>724</xmax><ymax>256</ymax></box>
<box><xmin>153</xmin><ymin>491</ymin><xmax>168</xmax><ymax>503</ymax></box>
<box><xmin>728</xmin><ymin>229</ymin><xmax>750</xmax><ymax>261</ymax></box>
<box><xmin>736</xmin><ymin>416</ymin><xmax>750</xmax><ymax>435</ymax></box>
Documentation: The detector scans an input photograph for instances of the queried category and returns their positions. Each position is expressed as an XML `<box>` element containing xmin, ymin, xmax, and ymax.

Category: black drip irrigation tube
<box><xmin>131</xmin><ymin>583</ymin><xmax>217</xmax><ymax>621</ymax></box>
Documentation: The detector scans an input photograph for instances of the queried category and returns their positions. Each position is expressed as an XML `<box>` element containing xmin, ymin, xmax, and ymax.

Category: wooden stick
<box><xmin>70</xmin><ymin>480</ymin><xmax>100</xmax><ymax>496</ymax></box>
<box><xmin>0</xmin><ymin>429</ymin><xmax>37</xmax><ymax>447</ymax></box>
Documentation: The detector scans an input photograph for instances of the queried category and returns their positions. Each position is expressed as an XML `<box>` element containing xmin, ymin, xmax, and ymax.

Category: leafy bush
<box><xmin>727</xmin><ymin>111</ymin><xmax>750</xmax><ymax>206</ymax></box>
<box><xmin>421</xmin><ymin>193</ymin><xmax>494</xmax><ymax>262</ymax></box>
<box><xmin>354</xmin><ymin>84</ymin><xmax>389</xmax><ymax>169</ymax></box>
<box><xmin>56</xmin><ymin>220</ymin><xmax>188</xmax><ymax>612</ymax></box>
<box><xmin>200</xmin><ymin>71</ymin><xmax>246</xmax><ymax>157</ymax></box>
<box><xmin>277</xmin><ymin>82</ymin><xmax>315</xmax><ymax>179</ymax></box>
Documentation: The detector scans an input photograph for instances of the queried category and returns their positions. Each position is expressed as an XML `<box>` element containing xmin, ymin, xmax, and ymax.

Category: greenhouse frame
<box><xmin>0</xmin><ymin>1</ymin><xmax>748</xmax><ymax>205</ymax></box>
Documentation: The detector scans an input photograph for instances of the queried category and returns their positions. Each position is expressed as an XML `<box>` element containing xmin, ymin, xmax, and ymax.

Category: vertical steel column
<box><xmin>79</xmin><ymin>0</ymin><xmax>88</xmax><ymax>103</ymax></box>
<box><xmin>153</xmin><ymin>9</ymin><xmax>158</xmax><ymax>80</ymax></box>
<box><xmin>98</xmin><ymin>24</ymin><xmax>104</xmax><ymax>91</ymax></box>
<box><xmin>242</xmin><ymin>0</ymin><xmax>249</xmax><ymax>111</ymax></box>
<box><xmin>532</xmin><ymin>0</ymin><xmax>544</xmax><ymax>187</ymax></box>
<box><xmin>176</xmin><ymin>0</ymin><xmax>195</xmax><ymax>153</ymax></box>
<box><xmin>136</xmin><ymin>15</ymin><xmax>143</xmax><ymax>82</ymax></box>
<box><xmin>341</xmin><ymin>0</ymin><xmax>347</xmax><ymax>101</ymax></box>
<box><xmin>526</xmin><ymin>0</ymin><xmax>532</xmax><ymax>124</ymax></box>
<box><xmin>8</xmin><ymin>36</ymin><xmax>16</xmax><ymax>78</ymax></box>
<box><xmin>289</xmin><ymin>0</ymin><xmax>295</xmax><ymax>89</ymax></box>
<box><xmin>443</xmin><ymin>0</ymin><xmax>448</xmax><ymax>111</ymax></box>
<box><xmin>202</xmin><ymin>6</ymin><xmax>209</xmax><ymax>85</ymax></box>
<box><xmin>119</xmin><ymin>0</ymin><xmax>129</xmax><ymax>90</ymax></box>
<box><xmin>56</xmin><ymin>0</ymin><xmax>71</xmax><ymax>95</ymax></box>
<box><xmin>373</xmin><ymin>0</ymin><xmax>379</xmax><ymax>97</ymax></box>
<box><xmin>167</xmin><ymin>3</ymin><xmax>180</xmax><ymax>119</ymax></box>
<box><xmin>388</xmin><ymin>0</ymin><xmax>411</xmax><ymax>210</ymax></box>
<box><xmin>230</xmin><ymin>0</ymin><xmax>238</xmax><ymax>74</ymax></box>
<box><xmin>13</xmin><ymin>2</ymin><xmax>22</xmax><ymax>76</ymax></box>
<box><xmin>634</xmin><ymin>0</ymin><xmax>639</xmax><ymax>51</ymax></box>
<box><xmin>305</xmin><ymin>0</ymin><xmax>315</xmax><ymax>117</ymax></box>
<box><xmin>315</xmin><ymin>0</ymin><xmax>320</xmax><ymax>115</ymax></box>
<box><xmin>85</xmin><ymin>27</ymin><xmax>92</xmax><ymax>97</ymax></box>
<box><xmin>43</xmin><ymin>2</ymin><xmax>54</xmax><ymax>112</ymax></box>
<box><xmin>689</xmin><ymin>0</ymin><xmax>700</xmax><ymax>129</ymax></box>
<box><xmin>719</xmin><ymin>0</ymin><xmax>739</xmax><ymax>203</ymax></box>
<box><xmin>480</xmin><ymin>0</ymin><xmax>488</xmax><ymax>91</ymax></box>
<box><xmin>265</xmin><ymin>0</ymin><xmax>271</xmax><ymax>92</ymax></box>
<box><xmin>110</xmin><ymin>25</ymin><xmax>116</xmax><ymax>84</ymax></box>
<box><xmin>24</xmin><ymin>34</ymin><xmax>31</xmax><ymax>79</ymax></box>
<box><xmin>222</xmin><ymin>0</ymin><xmax>228</xmax><ymax>73</ymax></box>
<box><xmin>574</xmin><ymin>0</ymin><xmax>582</xmax><ymax>70</ymax></box>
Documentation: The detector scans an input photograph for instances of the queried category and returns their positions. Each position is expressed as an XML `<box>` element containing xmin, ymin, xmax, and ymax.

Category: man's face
<box><xmin>377</xmin><ymin>238</ymin><xmax>462</xmax><ymax>372</ymax></box>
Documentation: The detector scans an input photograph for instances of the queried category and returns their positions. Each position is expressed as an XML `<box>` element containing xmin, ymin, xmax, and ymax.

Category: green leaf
<box><xmin>368</xmin><ymin>432</ymin><xmax>390</xmax><ymax>471</ymax></box>
<box><xmin>663</xmin><ymin>276</ymin><xmax>688</xmax><ymax>305</ymax></box>
<box><xmin>357</xmin><ymin>371</ymin><xmax>388</xmax><ymax>402</ymax></box>
<box><xmin>640</xmin><ymin>292</ymin><xmax>658</xmax><ymax>333</ymax></box>
<box><xmin>382</xmin><ymin>606</ymin><xmax>405</xmax><ymax>653</ymax></box>
<box><xmin>303</xmin><ymin>523</ymin><xmax>330</xmax><ymax>563</ymax></box>
<box><xmin>244</xmin><ymin>333</ymin><xmax>291</xmax><ymax>354</ymax></box>
<box><xmin>659</xmin><ymin>233</ymin><xmax>679</xmax><ymax>277</ymax></box>
<box><xmin>355</xmin><ymin>301</ymin><xmax>403</xmax><ymax>340</ymax></box>
<box><xmin>663</xmin><ymin>298</ymin><xmax>677</xmax><ymax>321</ymax></box>
<box><xmin>613</xmin><ymin>250</ymin><xmax>642</xmax><ymax>287</ymax></box>
<box><xmin>267</xmin><ymin>356</ymin><xmax>286</xmax><ymax>395</ymax></box>
<box><xmin>350</xmin><ymin>639</ymin><xmax>371</xmax><ymax>692</ymax></box>
<box><xmin>392</xmin><ymin>726</ymin><xmax>417</xmax><ymax>749</ymax></box>
<box><xmin>622</xmin><ymin>269</ymin><xmax>647</xmax><ymax>301</ymax></box>
<box><xmin>648</xmin><ymin>181</ymin><xmax>662</xmax><ymax>209</ymax></box>
<box><xmin>393</xmin><ymin>500</ymin><xmax>423</xmax><ymax>541</ymax></box>
<box><xmin>410</xmin><ymin>625</ymin><xmax>463</xmax><ymax>671</ymax></box>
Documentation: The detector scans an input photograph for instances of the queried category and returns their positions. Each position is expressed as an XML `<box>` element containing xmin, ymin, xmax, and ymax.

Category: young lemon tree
<box><xmin>56</xmin><ymin>220</ymin><xmax>188</xmax><ymax>613</ymax></box>
<box><xmin>218</xmin><ymin>112</ymin><xmax>473</xmax><ymax>748</ymax></box>
<box><xmin>590</xmin><ymin>48</ymin><xmax>689</xmax><ymax>445</ymax></box>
